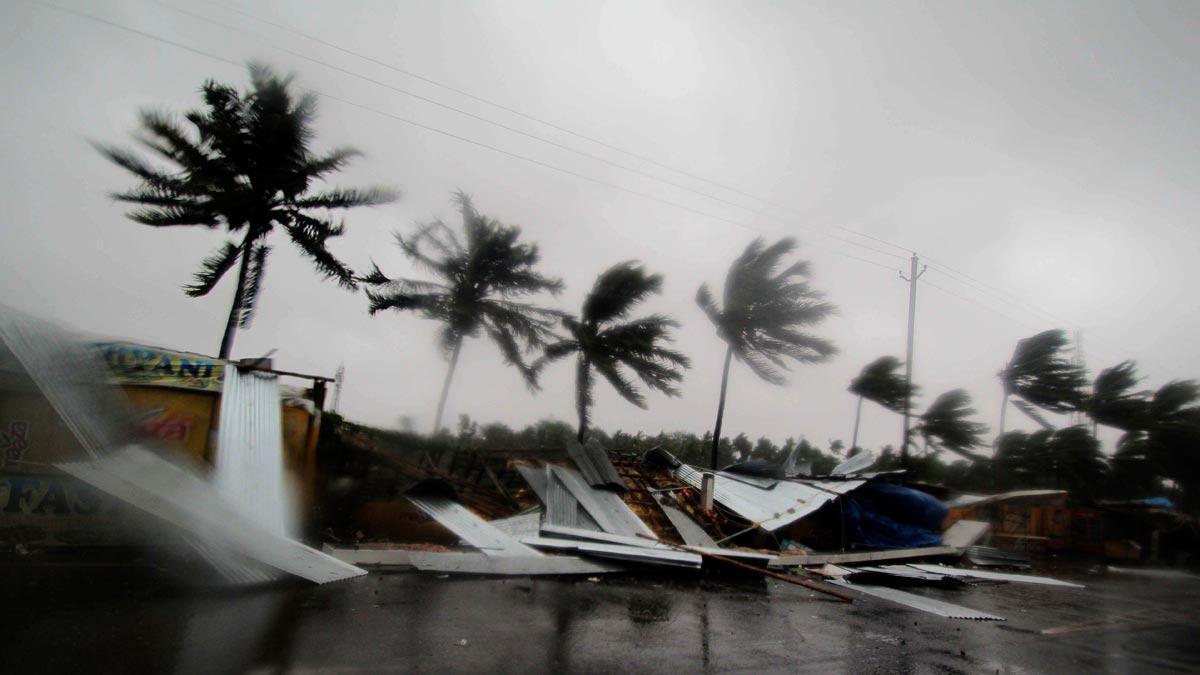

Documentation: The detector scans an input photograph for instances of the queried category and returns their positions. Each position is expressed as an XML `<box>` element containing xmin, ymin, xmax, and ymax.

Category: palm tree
<box><xmin>95</xmin><ymin>63</ymin><xmax>397</xmax><ymax>359</ymax></box>
<box><xmin>1144</xmin><ymin>380</ymin><xmax>1200</xmax><ymax>510</ymax></box>
<box><xmin>914</xmin><ymin>389</ymin><xmax>989</xmax><ymax>461</ymax></box>
<box><xmin>1087</xmin><ymin>360</ymin><xmax>1150</xmax><ymax>433</ymax></box>
<box><xmin>997</xmin><ymin>330</ymin><xmax>1087</xmax><ymax>440</ymax></box>
<box><xmin>535</xmin><ymin>262</ymin><xmax>690</xmax><ymax>442</ymax></box>
<box><xmin>848</xmin><ymin>356</ymin><xmax>915</xmax><ymax>451</ymax></box>
<box><xmin>362</xmin><ymin>192</ymin><xmax>562</xmax><ymax>433</ymax></box>
<box><xmin>696</xmin><ymin>238</ymin><xmax>836</xmax><ymax>469</ymax></box>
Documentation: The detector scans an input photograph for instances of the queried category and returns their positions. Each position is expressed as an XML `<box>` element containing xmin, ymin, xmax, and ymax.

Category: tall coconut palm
<box><xmin>95</xmin><ymin>63</ymin><xmax>397</xmax><ymax>359</ymax></box>
<box><xmin>696</xmin><ymin>238</ymin><xmax>836</xmax><ymax>469</ymax></box>
<box><xmin>997</xmin><ymin>330</ymin><xmax>1087</xmax><ymax>440</ymax></box>
<box><xmin>535</xmin><ymin>262</ymin><xmax>690</xmax><ymax>442</ymax></box>
<box><xmin>848</xmin><ymin>355</ymin><xmax>915</xmax><ymax>450</ymax></box>
<box><xmin>362</xmin><ymin>192</ymin><xmax>561</xmax><ymax>433</ymax></box>
<box><xmin>914</xmin><ymin>389</ymin><xmax>989</xmax><ymax>461</ymax></box>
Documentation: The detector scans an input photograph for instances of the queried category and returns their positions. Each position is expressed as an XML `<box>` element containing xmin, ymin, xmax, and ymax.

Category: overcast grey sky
<box><xmin>2</xmin><ymin>0</ymin><xmax>1197</xmax><ymax>453</ymax></box>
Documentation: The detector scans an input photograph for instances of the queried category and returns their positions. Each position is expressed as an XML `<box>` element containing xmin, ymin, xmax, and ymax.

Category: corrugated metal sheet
<box><xmin>545</xmin><ymin>465</ymin><xmax>580</xmax><ymax>528</ymax></box>
<box><xmin>673</xmin><ymin>464</ymin><xmax>865</xmax><ymax>532</ymax></box>
<box><xmin>215</xmin><ymin>366</ymin><xmax>290</xmax><ymax>536</ymax></box>
<box><xmin>58</xmin><ymin>445</ymin><xmax>366</xmax><ymax>584</ymax></box>
<box><xmin>659</xmin><ymin>502</ymin><xmax>717</xmax><ymax>548</ymax></box>
<box><xmin>407</xmin><ymin>494</ymin><xmax>537</xmax><ymax>557</ymax></box>
<box><xmin>515</xmin><ymin>463</ymin><xmax>549</xmax><ymax>501</ymax></box>
<box><xmin>905</xmin><ymin>564</ymin><xmax>1085</xmax><ymax>588</ymax></box>
<box><xmin>488</xmin><ymin>509</ymin><xmax>543</xmax><ymax>539</ymax></box>
<box><xmin>830</xmin><ymin>579</ymin><xmax>1005</xmax><ymax>620</ymax></box>
<box><xmin>831</xmin><ymin>450</ymin><xmax>876</xmax><ymax>476</ymax></box>
<box><xmin>566</xmin><ymin>438</ymin><xmax>627</xmax><ymax>490</ymax></box>
<box><xmin>550</xmin><ymin>465</ymin><xmax>657</xmax><ymax>540</ymax></box>
<box><xmin>523</xmin><ymin>536</ymin><xmax>702</xmax><ymax>568</ymax></box>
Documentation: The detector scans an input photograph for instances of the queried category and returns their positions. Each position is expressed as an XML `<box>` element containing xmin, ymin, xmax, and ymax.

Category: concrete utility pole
<box><xmin>332</xmin><ymin>362</ymin><xmax>345</xmax><ymax>414</ymax></box>
<box><xmin>900</xmin><ymin>254</ymin><xmax>926</xmax><ymax>469</ymax></box>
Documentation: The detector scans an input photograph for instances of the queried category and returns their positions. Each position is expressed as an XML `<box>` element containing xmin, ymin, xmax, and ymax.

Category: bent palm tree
<box><xmin>848</xmin><ymin>355</ymin><xmax>915</xmax><ymax>450</ymax></box>
<box><xmin>697</xmin><ymin>238</ymin><xmax>836</xmax><ymax>469</ymax></box>
<box><xmin>96</xmin><ymin>63</ymin><xmax>397</xmax><ymax>359</ymax></box>
<box><xmin>536</xmin><ymin>262</ymin><xmax>690</xmax><ymax>442</ymax></box>
<box><xmin>915</xmin><ymin>389</ymin><xmax>989</xmax><ymax>461</ymax></box>
<box><xmin>997</xmin><ymin>330</ymin><xmax>1087</xmax><ymax>441</ymax></box>
<box><xmin>363</xmin><ymin>192</ymin><xmax>561</xmax><ymax>433</ymax></box>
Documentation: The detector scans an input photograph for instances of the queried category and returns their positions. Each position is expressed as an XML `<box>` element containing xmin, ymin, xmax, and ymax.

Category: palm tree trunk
<box><xmin>851</xmin><ymin>396</ymin><xmax>864</xmax><ymax>450</ymax></box>
<box><xmin>710</xmin><ymin>346</ymin><xmax>734</xmax><ymax>470</ymax></box>
<box><xmin>432</xmin><ymin>338</ymin><xmax>463</xmax><ymax>434</ymax></box>
<box><xmin>997</xmin><ymin>393</ymin><xmax>1008</xmax><ymax>446</ymax></box>
<box><xmin>576</xmin><ymin>356</ymin><xmax>592</xmax><ymax>443</ymax></box>
<box><xmin>217</xmin><ymin>232</ymin><xmax>257</xmax><ymax>360</ymax></box>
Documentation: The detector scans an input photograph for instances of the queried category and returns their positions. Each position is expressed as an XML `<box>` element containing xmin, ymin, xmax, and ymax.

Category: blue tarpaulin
<box><xmin>841</xmin><ymin>483</ymin><xmax>948</xmax><ymax>549</ymax></box>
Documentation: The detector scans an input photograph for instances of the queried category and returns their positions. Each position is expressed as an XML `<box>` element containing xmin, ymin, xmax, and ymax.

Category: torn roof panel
<box><xmin>523</xmin><ymin>536</ymin><xmax>701</xmax><ymax>568</ymax></box>
<box><xmin>549</xmin><ymin>464</ymin><xmax>657</xmax><ymax>540</ymax></box>
<box><xmin>566</xmin><ymin>438</ymin><xmax>628</xmax><ymax>490</ymax></box>
<box><xmin>658</xmin><ymin>502</ymin><xmax>718</xmax><ymax>548</ymax></box>
<box><xmin>830</xmin><ymin>579</ymin><xmax>1005</xmax><ymax>621</ymax></box>
<box><xmin>905</xmin><ymin>564</ymin><xmax>1084</xmax><ymax>588</ymax></box>
<box><xmin>406</xmin><ymin>494</ymin><xmax>536</xmax><ymax>557</ymax></box>
<box><xmin>673</xmin><ymin>463</ymin><xmax>864</xmax><ymax>532</ymax></box>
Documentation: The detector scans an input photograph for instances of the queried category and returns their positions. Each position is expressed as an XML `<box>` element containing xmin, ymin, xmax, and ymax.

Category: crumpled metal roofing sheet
<box><xmin>658</xmin><ymin>502</ymin><xmax>718</xmax><ymax>548</ymax></box>
<box><xmin>59</xmin><ymin>445</ymin><xmax>366</xmax><ymax>584</ymax></box>
<box><xmin>905</xmin><ymin>564</ymin><xmax>1085</xmax><ymax>588</ymax></box>
<box><xmin>830</xmin><ymin>579</ymin><xmax>1005</xmax><ymax>621</ymax></box>
<box><xmin>523</xmin><ymin>536</ymin><xmax>701</xmax><ymax>568</ymax></box>
<box><xmin>566</xmin><ymin>438</ymin><xmax>627</xmax><ymax>490</ymax></box>
<box><xmin>407</xmin><ymin>494</ymin><xmax>536</xmax><ymax>557</ymax></box>
<box><xmin>673</xmin><ymin>464</ymin><xmax>865</xmax><ymax>531</ymax></box>
<box><xmin>550</xmin><ymin>465</ymin><xmax>657</xmax><ymax>539</ymax></box>
<box><xmin>488</xmin><ymin>509</ymin><xmax>544</xmax><ymax>539</ymax></box>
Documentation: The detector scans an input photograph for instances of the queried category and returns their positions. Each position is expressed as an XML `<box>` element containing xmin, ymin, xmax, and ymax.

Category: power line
<box><xmin>147</xmin><ymin>0</ymin><xmax>909</xmax><ymax>263</ymax></box>
<box><xmin>193</xmin><ymin>0</ymin><xmax>1138</xmax><ymax>358</ymax></box>
<box><xmin>25</xmin><ymin>0</ymin><xmax>900</xmax><ymax>275</ymax></box>
<box><xmin>22</xmin><ymin>0</ymin><xmax>1145</xmax><ymax>363</ymax></box>
<box><xmin>200</xmin><ymin>0</ymin><xmax>914</xmax><ymax>258</ymax></box>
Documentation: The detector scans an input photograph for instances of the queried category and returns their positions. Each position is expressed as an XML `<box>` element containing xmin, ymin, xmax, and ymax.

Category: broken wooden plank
<box><xmin>771</xmin><ymin>545</ymin><xmax>960</xmax><ymax>567</ymax></box>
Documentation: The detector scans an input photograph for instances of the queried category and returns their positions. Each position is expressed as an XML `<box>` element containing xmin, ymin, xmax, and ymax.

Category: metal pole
<box><xmin>900</xmin><ymin>254</ymin><xmax>925</xmax><ymax>469</ymax></box>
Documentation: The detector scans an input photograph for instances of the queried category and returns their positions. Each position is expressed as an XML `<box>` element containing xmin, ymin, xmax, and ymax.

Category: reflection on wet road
<box><xmin>2</xmin><ymin>562</ymin><xmax>1198</xmax><ymax>673</ymax></box>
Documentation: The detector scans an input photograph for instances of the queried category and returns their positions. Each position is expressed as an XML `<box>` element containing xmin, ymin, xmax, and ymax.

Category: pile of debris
<box><xmin>324</xmin><ymin>436</ymin><xmax>1085</xmax><ymax>620</ymax></box>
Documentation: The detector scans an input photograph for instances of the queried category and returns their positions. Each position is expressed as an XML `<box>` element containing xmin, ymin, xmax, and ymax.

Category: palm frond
<box><xmin>917</xmin><ymin>389</ymin><xmax>989</xmax><ymax>460</ymax></box>
<box><xmin>1002</xmin><ymin>329</ymin><xmax>1087</xmax><ymax>413</ymax></box>
<box><xmin>698</xmin><ymin>237</ymin><xmax>835</xmax><ymax>386</ymax></box>
<box><xmin>592</xmin><ymin>358</ymin><xmax>646</xmax><ymax>408</ymax></box>
<box><xmin>287</xmin><ymin>214</ymin><xmax>356</xmax><ymax>289</ymax></box>
<box><xmin>850</xmin><ymin>356</ymin><xmax>913</xmax><ymax>413</ymax></box>
<box><xmin>582</xmin><ymin>261</ymin><xmax>662</xmax><ymax>324</ymax></box>
<box><xmin>230</xmin><ymin>243</ymin><xmax>269</xmax><ymax>328</ymax></box>
<box><xmin>184</xmin><ymin>240</ymin><xmax>242</xmax><ymax>297</ymax></box>
<box><xmin>294</xmin><ymin>187</ymin><xmax>399</xmax><ymax>209</ymax></box>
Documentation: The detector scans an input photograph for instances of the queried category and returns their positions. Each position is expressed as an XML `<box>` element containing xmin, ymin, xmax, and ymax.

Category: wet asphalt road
<box><xmin>2</xmin><ymin>559</ymin><xmax>1199</xmax><ymax>674</ymax></box>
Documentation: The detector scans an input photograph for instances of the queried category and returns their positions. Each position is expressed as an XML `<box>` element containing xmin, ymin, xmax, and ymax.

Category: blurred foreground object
<box><xmin>0</xmin><ymin>306</ymin><xmax>363</xmax><ymax>584</ymax></box>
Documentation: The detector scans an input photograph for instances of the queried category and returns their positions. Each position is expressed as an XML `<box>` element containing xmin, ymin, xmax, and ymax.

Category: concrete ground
<box><xmin>2</xmin><ymin>557</ymin><xmax>1199</xmax><ymax>674</ymax></box>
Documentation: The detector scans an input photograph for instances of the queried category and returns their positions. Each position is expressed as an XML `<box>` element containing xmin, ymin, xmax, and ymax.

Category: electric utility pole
<box><xmin>900</xmin><ymin>254</ymin><xmax>926</xmax><ymax>469</ymax></box>
<box><xmin>332</xmin><ymin>362</ymin><xmax>345</xmax><ymax>414</ymax></box>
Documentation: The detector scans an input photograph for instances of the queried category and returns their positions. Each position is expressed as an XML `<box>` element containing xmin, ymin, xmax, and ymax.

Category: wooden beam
<box><xmin>770</xmin><ymin>545</ymin><xmax>960</xmax><ymax>567</ymax></box>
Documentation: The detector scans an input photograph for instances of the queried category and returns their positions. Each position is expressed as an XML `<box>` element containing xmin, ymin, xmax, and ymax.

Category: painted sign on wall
<box><xmin>91</xmin><ymin>342</ymin><xmax>224</xmax><ymax>392</ymax></box>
